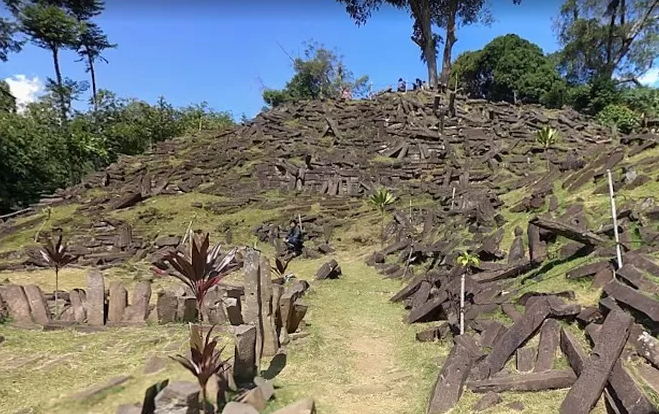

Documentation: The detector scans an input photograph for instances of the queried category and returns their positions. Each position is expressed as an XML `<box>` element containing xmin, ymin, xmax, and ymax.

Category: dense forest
<box><xmin>0</xmin><ymin>0</ymin><xmax>234</xmax><ymax>213</ymax></box>
<box><xmin>2</xmin><ymin>0</ymin><xmax>659</xmax><ymax>215</ymax></box>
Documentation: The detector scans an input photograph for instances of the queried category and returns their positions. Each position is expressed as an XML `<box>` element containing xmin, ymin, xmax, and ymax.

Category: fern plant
<box><xmin>536</xmin><ymin>126</ymin><xmax>559</xmax><ymax>171</ymax></box>
<box><xmin>369</xmin><ymin>187</ymin><xmax>396</xmax><ymax>246</ymax></box>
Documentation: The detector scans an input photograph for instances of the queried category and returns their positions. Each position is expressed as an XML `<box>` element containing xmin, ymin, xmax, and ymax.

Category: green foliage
<box><xmin>554</xmin><ymin>0</ymin><xmax>659</xmax><ymax>83</ymax></box>
<box><xmin>451</xmin><ymin>34</ymin><xmax>564</xmax><ymax>104</ymax></box>
<box><xmin>0</xmin><ymin>80</ymin><xmax>16</xmax><ymax>112</ymax></box>
<box><xmin>536</xmin><ymin>126</ymin><xmax>559</xmax><ymax>150</ymax></box>
<box><xmin>456</xmin><ymin>251</ymin><xmax>480</xmax><ymax>267</ymax></box>
<box><xmin>263</xmin><ymin>41</ymin><xmax>369</xmax><ymax>107</ymax></box>
<box><xmin>368</xmin><ymin>187</ymin><xmax>396</xmax><ymax>215</ymax></box>
<box><xmin>620</xmin><ymin>86</ymin><xmax>659</xmax><ymax>119</ymax></box>
<box><xmin>596</xmin><ymin>104</ymin><xmax>641</xmax><ymax>134</ymax></box>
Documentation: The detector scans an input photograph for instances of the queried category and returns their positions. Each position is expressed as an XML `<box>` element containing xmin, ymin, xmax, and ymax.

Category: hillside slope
<box><xmin>2</xmin><ymin>90</ymin><xmax>659</xmax><ymax>413</ymax></box>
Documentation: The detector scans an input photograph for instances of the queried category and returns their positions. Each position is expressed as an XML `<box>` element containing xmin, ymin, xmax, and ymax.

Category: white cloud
<box><xmin>639</xmin><ymin>67</ymin><xmax>659</xmax><ymax>87</ymax></box>
<box><xmin>4</xmin><ymin>74</ymin><xmax>44</xmax><ymax>112</ymax></box>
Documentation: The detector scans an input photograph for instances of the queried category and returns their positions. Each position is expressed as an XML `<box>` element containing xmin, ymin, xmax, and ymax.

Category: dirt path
<box><xmin>266</xmin><ymin>253</ymin><xmax>439</xmax><ymax>414</ymax></box>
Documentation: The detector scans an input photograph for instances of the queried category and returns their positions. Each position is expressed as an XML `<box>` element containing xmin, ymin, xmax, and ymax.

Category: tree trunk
<box><xmin>439</xmin><ymin>0</ymin><xmax>458</xmax><ymax>86</ymax></box>
<box><xmin>424</xmin><ymin>36</ymin><xmax>439</xmax><ymax>90</ymax></box>
<box><xmin>87</xmin><ymin>52</ymin><xmax>98</xmax><ymax>114</ymax></box>
<box><xmin>51</xmin><ymin>48</ymin><xmax>67</xmax><ymax>122</ymax></box>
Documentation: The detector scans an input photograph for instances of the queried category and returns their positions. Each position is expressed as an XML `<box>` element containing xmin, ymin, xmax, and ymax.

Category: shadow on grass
<box><xmin>262</xmin><ymin>352</ymin><xmax>287</xmax><ymax>380</ymax></box>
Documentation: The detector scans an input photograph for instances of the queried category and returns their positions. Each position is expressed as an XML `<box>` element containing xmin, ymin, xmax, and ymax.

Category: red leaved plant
<box><xmin>39</xmin><ymin>232</ymin><xmax>76</xmax><ymax>317</ymax></box>
<box><xmin>170</xmin><ymin>323</ymin><xmax>231</xmax><ymax>413</ymax></box>
<box><xmin>270</xmin><ymin>256</ymin><xmax>291</xmax><ymax>278</ymax></box>
<box><xmin>162</xmin><ymin>233</ymin><xmax>238</xmax><ymax>322</ymax></box>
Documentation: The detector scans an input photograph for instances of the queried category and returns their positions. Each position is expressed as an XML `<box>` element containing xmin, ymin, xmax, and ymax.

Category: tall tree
<box><xmin>61</xmin><ymin>0</ymin><xmax>116</xmax><ymax>113</ymax></box>
<box><xmin>555</xmin><ymin>0</ymin><xmax>659</xmax><ymax>83</ymax></box>
<box><xmin>8</xmin><ymin>0</ymin><xmax>80</xmax><ymax>121</ymax></box>
<box><xmin>0</xmin><ymin>80</ymin><xmax>17</xmax><ymax>112</ymax></box>
<box><xmin>0</xmin><ymin>15</ymin><xmax>23</xmax><ymax>62</ymax></box>
<box><xmin>337</xmin><ymin>0</ymin><xmax>443</xmax><ymax>88</ymax></box>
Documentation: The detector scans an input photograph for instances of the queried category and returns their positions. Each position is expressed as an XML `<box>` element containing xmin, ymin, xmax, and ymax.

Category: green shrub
<box><xmin>596</xmin><ymin>104</ymin><xmax>641</xmax><ymax>134</ymax></box>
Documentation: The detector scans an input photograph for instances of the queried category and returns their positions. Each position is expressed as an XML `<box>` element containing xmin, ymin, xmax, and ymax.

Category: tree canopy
<box><xmin>262</xmin><ymin>41</ymin><xmax>369</xmax><ymax>108</ymax></box>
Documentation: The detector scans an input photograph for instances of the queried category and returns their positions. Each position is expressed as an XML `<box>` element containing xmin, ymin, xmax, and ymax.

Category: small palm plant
<box><xmin>369</xmin><ymin>187</ymin><xmax>397</xmax><ymax>246</ymax></box>
<box><xmin>170</xmin><ymin>323</ymin><xmax>231</xmax><ymax>414</ymax></box>
<box><xmin>39</xmin><ymin>232</ymin><xmax>76</xmax><ymax>317</ymax></box>
<box><xmin>163</xmin><ymin>233</ymin><xmax>238</xmax><ymax>322</ymax></box>
<box><xmin>456</xmin><ymin>251</ymin><xmax>481</xmax><ymax>335</ymax></box>
<box><xmin>536</xmin><ymin>126</ymin><xmax>559</xmax><ymax>171</ymax></box>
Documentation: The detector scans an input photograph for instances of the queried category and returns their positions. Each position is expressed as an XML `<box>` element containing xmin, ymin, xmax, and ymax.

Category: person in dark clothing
<box><xmin>397</xmin><ymin>78</ymin><xmax>406</xmax><ymax>92</ymax></box>
<box><xmin>284</xmin><ymin>220</ymin><xmax>303</xmax><ymax>254</ymax></box>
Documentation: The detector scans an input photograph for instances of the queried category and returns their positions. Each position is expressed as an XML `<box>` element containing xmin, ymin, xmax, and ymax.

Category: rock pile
<box><xmin>0</xmin><ymin>90</ymin><xmax>619</xmax><ymax>271</ymax></box>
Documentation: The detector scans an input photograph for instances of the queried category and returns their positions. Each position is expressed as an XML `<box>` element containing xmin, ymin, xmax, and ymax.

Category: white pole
<box><xmin>607</xmin><ymin>169</ymin><xmax>623</xmax><ymax>269</ymax></box>
<box><xmin>451</xmin><ymin>187</ymin><xmax>456</xmax><ymax>209</ymax></box>
<box><xmin>459</xmin><ymin>273</ymin><xmax>465</xmax><ymax>335</ymax></box>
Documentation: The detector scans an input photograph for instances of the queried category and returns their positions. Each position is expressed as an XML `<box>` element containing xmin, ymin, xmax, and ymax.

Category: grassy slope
<box><xmin>2</xmin><ymin>143</ymin><xmax>659</xmax><ymax>412</ymax></box>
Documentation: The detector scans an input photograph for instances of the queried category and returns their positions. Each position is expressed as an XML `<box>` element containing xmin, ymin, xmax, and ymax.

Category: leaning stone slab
<box><xmin>221</xmin><ymin>402</ymin><xmax>259</xmax><ymax>414</ymax></box>
<box><xmin>233</xmin><ymin>324</ymin><xmax>257</xmax><ymax>385</ymax></box>
<box><xmin>516</xmin><ymin>347</ymin><xmax>536</xmax><ymax>373</ymax></box>
<box><xmin>637</xmin><ymin>363</ymin><xmax>659</xmax><ymax>396</ymax></box>
<box><xmin>559</xmin><ymin>309</ymin><xmax>633</xmax><ymax>414</ymax></box>
<box><xmin>154</xmin><ymin>381</ymin><xmax>200</xmax><ymax>414</ymax></box>
<box><xmin>107</xmin><ymin>282</ymin><xmax>128</xmax><ymax>323</ymax></box>
<box><xmin>566</xmin><ymin>260</ymin><xmax>611</xmax><ymax>279</ymax></box>
<box><xmin>86</xmin><ymin>270</ymin><xmax>106</xmax><ymax>326</ymax></box>
<box><xmin>0</xmin><ymin>284</ymin><xmax>33</xmax><ymax>324</ymax></box>
<box><xmin>617</xmin><ymin>264</ymin><xmax>659</xmax><ymax>294</ymax></box>
<box><xmin>585</xmin><ymin>323</ymin><xmax>657</xmax><ymax>414</ymax></box>
<box><xmin>259</xmin><ymin>254</ymin><xmax>279</xmax><ymax>357</ymax></box>
<box><xmin>23</xmin><ymin>284</ymin><xmax>50</xmax><ymax>324</ymax></box>
<box><xmin>472</xmin><ymin>391</ymin><xmax>501</xmax><ymax>412</ymax></box>
<box><xmin>468</xmin><ymin>370</ymin><xmax>576</xmax><ymax>393</ymax></box>
<box><xmin>427</xmin><ymin>343</ymin><xmax>473</xmax><ymax>414</ymax></box>
<box><xmin>475</xmin><ymin>298</ymin><xmax>551</xmax><ymax>379</ymax></box>
<box><xmin>559</xmin><ymin>327</ymin><xmax>587</xmax><ymax>375</ymax></box>
<box><xmin>156</xmin><ymin>290</ymin><xmax>178</xmax><ymax>323</ymax></box>
<box><xmin>604</xmin><ymin>279</ymin><xmax>659</xmax><ymax>323</ymax></box>
<box><xmin>534</xmin><ymin>319</ymin><xmax>560</xmax><ymax>372</ymax></box>
<box><xmin>123</xmin><ymin>280</ymin><xmax>151</xmax><ymax>322</ymax></box>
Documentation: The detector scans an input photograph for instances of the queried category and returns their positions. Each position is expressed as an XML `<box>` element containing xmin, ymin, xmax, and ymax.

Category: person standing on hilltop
<box><xmin>397</xmin><ymin>78</ymin><xmax>406</xmax><ymax>92</ymax></box>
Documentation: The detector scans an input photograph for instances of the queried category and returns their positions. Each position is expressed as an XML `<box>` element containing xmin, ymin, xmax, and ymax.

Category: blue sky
<box><xmin>2</xmin><ymin>0</ymin><xmax>652</xmax><ymax>118</ymax></box>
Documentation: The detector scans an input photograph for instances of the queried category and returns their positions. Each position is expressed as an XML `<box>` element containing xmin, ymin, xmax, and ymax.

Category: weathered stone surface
<box><xmin>559</xmin><ymin>309</ymin><xmax>633</xmax><ymax>414</ymax></box>
<box><xmin>0</xmin><ymin>284</ymin><xmax>32</xmax><ymax>324</ymax></box>
<box><xmin>480</xmin><ymin>321</ymin><xmax>507</xmax><ymax>348</ymax></box>
<box><xmin>637</xmin><ymin>363</ymin><xmax>659</xmax><ymax>396</ymax></box>
<box><xmin>559</xmin><ymin>327</ymin><xmax>586</xmax><ymax>375</ymax></box>
<box><xmin>475</xmin><ymin>298</ymin><xmax>551</xmax><ymax>379</ymax></box>
<box><xmin>604</xmin><ymin>279</ymin><xmax>659</xmax><ymax>323</ymax></box>
<box><xmin>69</xmin><ymin>288</ymin><xmax>86</xmax><ymax>323</ymax></box>
<box><xmin>288</xmin><ymin>300</ymin><xmax>308</xmax><ymax>334</ymax></box>
<box><xmin>224</xmin><ymin>297</ymin><xmax>243</xmax><ymax>325</ymax></box>
<box><xmin>566</xmin><ymin>260</ymin><xmax>611</xmax><ymax>279</ymax></box>
<box><xmin>116</xmin><ymin>404</ymin><xmax>141</xmax><ymax>414</ymax></box>
<box><xmin>156</xmin><ymin>290</ymin><xmax>178</xmax><ymax>323</ymax></box>
<box><xmin>123</xmin><ymin>280</ymin><xmax>151</xmax><ymax>322</ymax></box>
<box><xmin>516</xmin><ymin>347</ymin><xmax>536</xmax><ymax>373</ymax></box>
<box><xmin>416</xmin><ymin>322</ymin><xmax>451</xmax><ymax>343</ymax></box>
<box><xmin>259</xmin><ymin>255</ymin><xmax>279</xmax><ymax>357</ymax></box>
<box><xmin>534</xmin><ymin>319</ymin><xmax>560</xmax><ymax>372</ymax></box>
<box><xmin>585</xmin><ymin>322</ymin><xmax>658</xmax><ymax>414</ymax></box>
<box><xmin>427</xmin><ymin>343</ymin><xmax>473</xmax><ymax>414</ymax></box>
<box><xmin>86</xmin><ymin>270</ymin><xmax>106</xmax><ymax>326</ymax></box>
<box><xmin>472</xmin><ymin>391</ymin><xmax>501</xmax><ymax>412</ymax></box>
<box><xmin>154</xmin><ymin>381</ymin><xmax>200</xmax><ymax>414</ymax></box>
<box><xmin>23</xmin><ymin>284</ymin><xmax>50</xmax><ymax>324</ymax></box>
<box><xmin>629</xmin><ymin>324</ymin><xmax>659</xmax><ymax>368</ymax></box>
<box><xmin>616</xmin><ymin>264</ymin><xmax>659</xmax><ymax>294</ymax></box>
<box><xmin>315</xmin><ymin>259</ymin><xmax>341</xmax><ymax>280</ymax></box>
<box><xmin>233</xmin><ymin>324</ymin><xmax>257</xmax><ymax>385</ymax></box>
<box><xmin>221</xmin><ymin>402</ymin><xmax>259</xmax><ymax>414</ymax></box>
<box><xmin>238</xmin><ymin>379</ymin><xmax>275</xmax><ymax>411</ymax></box>
<box><xmin>143</xmin><ymin>355</ymin><xmax>166</xmax><ymax>375</ymax></box>
<box><xmin>243</xmin><ymin>248</ymin><xmax>262</xmax><ymax>366</ymax></box>
<box><xmin>270</xmin><ymin>398</ymin><xmax>317</xmax><ymax>414</ymax></box>
<box><xmin>108</xmin><ymin>282</ymin><xmax>128</xmax><ymax>323</ymax></box>
<box><xmin>468</xmin><ymin>370</ymin><xmax>576</xmax><ymax>393</ymax></box>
